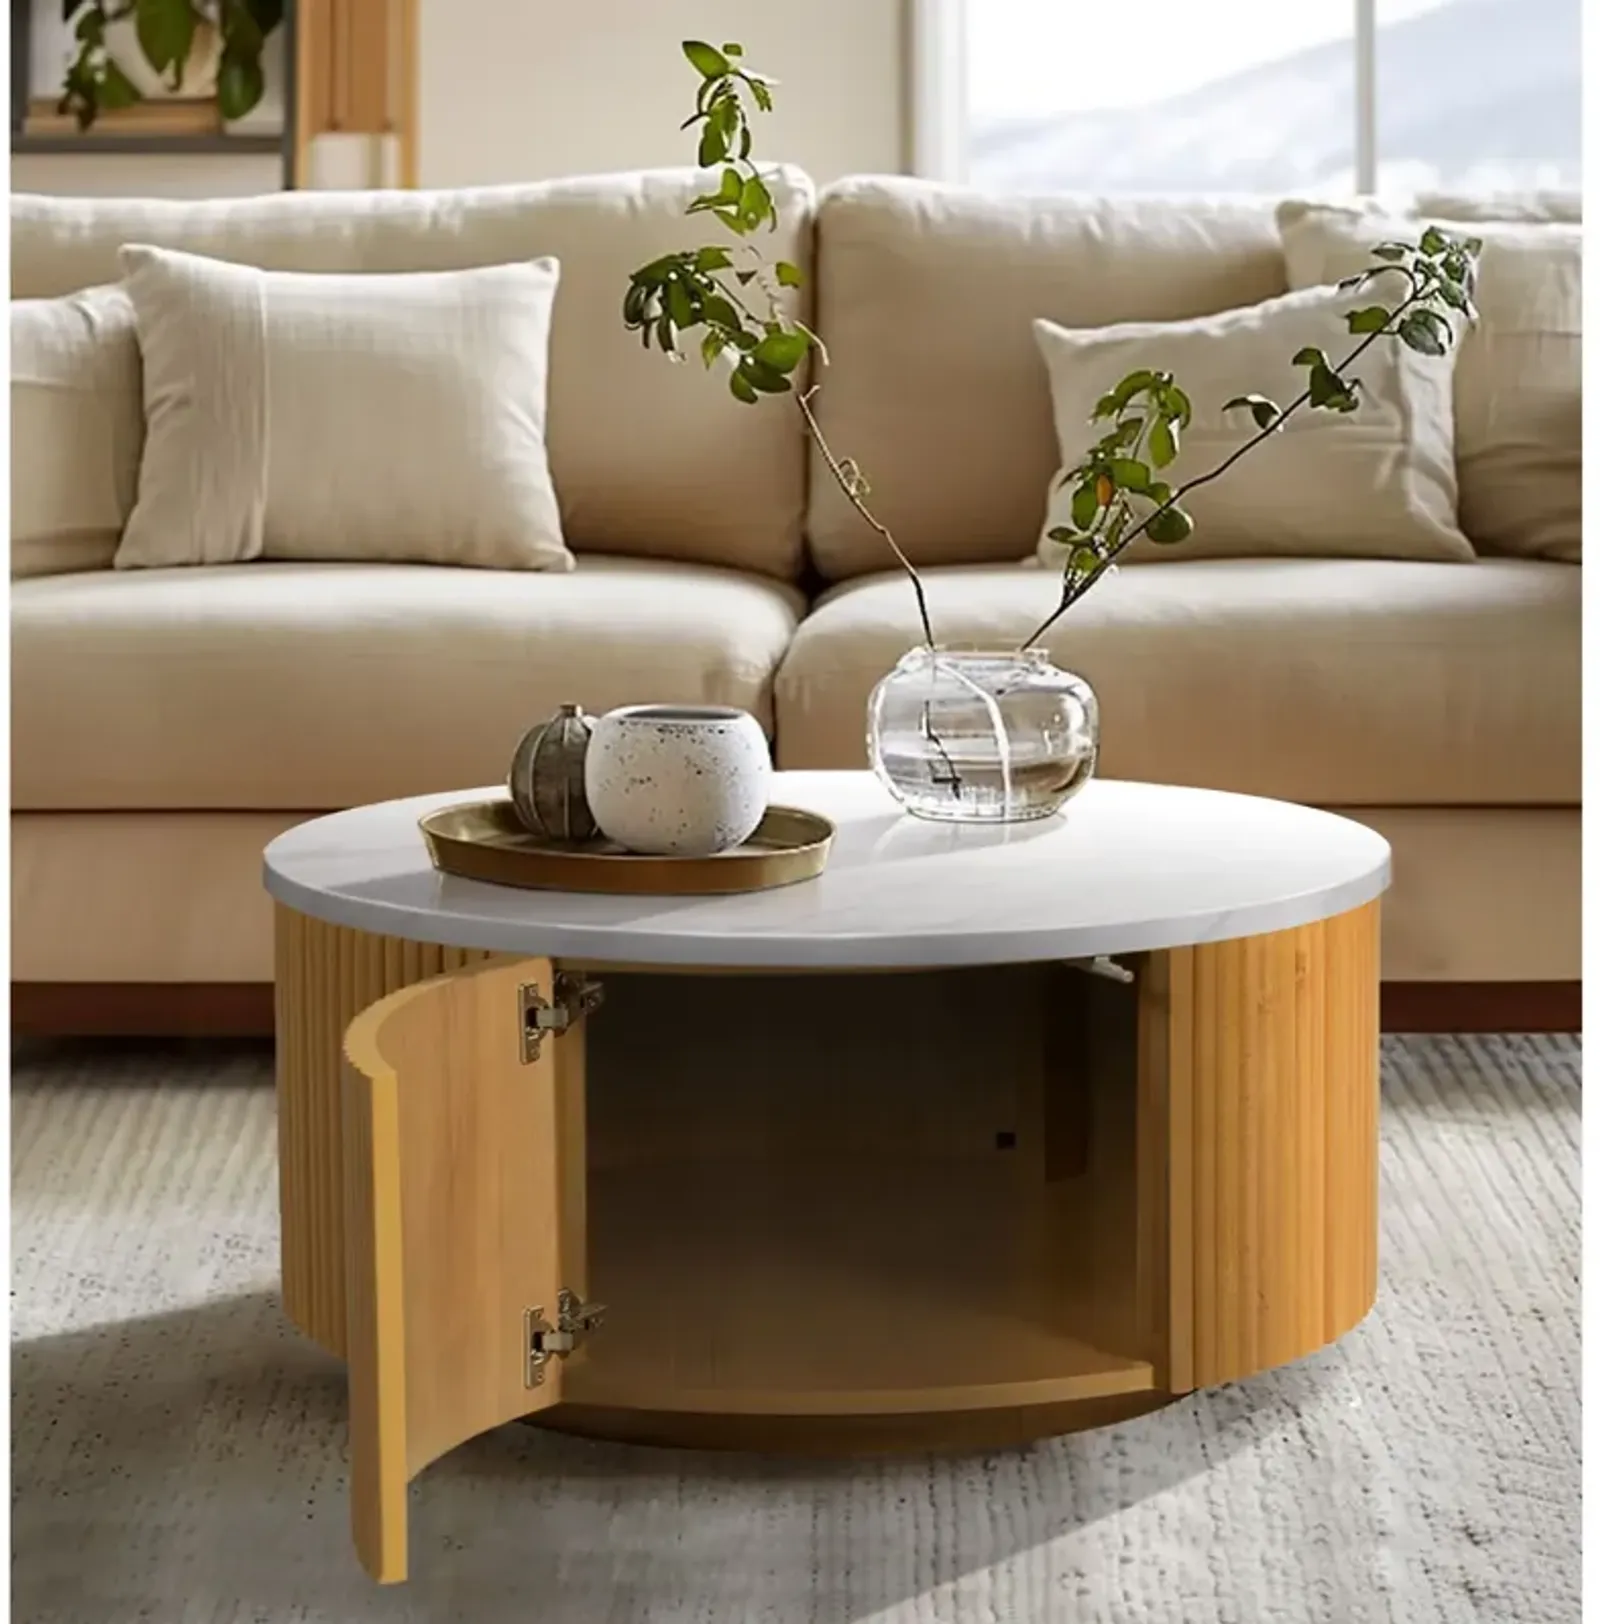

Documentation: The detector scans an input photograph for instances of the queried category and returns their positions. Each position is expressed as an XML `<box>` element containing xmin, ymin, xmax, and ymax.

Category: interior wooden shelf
<box><xmin>568</xmin><ymin>1156</ymin><xmax>1154</xmax><ymax>1416</ymax></box>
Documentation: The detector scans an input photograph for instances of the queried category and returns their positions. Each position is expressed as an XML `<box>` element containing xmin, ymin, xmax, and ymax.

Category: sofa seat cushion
<box><xmin>774</xmin><ymin>558</ymin><xmax>1578</xmax><ymax>806</ymax></box>
<box><xmin>13</xmin><ymin>557</ymin><xmax>803</xmax><ymax>811</ymax></box>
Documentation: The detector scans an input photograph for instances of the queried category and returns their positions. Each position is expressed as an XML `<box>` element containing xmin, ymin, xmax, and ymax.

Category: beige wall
<box><xmin>417</xmin><ymin>0</ymin><xmax>908</xmax><ymax>189</ymax></box>
<box><xmin>12</xmin><ymin>1</ymin><xmax>907</xmax><ymax>199</ymax></box>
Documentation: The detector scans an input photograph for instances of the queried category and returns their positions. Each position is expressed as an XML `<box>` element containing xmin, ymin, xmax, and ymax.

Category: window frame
<box><xmin>912</xmin><ymin>0</ymin><xmax>1383</xmax><ymax>193</ymax></box>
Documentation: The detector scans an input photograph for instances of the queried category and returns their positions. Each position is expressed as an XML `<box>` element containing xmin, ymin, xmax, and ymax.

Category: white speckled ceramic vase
<box><xmin>584</xmin><ymin>705</ymin><xmax>772</xmax><ymax>857</ymax></box>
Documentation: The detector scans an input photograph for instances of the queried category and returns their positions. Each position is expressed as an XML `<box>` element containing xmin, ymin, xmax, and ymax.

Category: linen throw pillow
<box><xmin>115</xmin><ymin>246</ymin><xmax>571</xmax><ymax>572</ymax></box>
<box><xmin>11</xmin><ymin>285</ymin><xmax>143</xmax><ymax>579</ymax></box>
<box><xmin>1034</xmin><ymin>283</ymin><xmax>1473</xmax><ymax>570</ymax></box>
<box><xmin>1277</xmin><ymin>202</ymin><xmax>1581</xmax><ymax>563</ymax></box>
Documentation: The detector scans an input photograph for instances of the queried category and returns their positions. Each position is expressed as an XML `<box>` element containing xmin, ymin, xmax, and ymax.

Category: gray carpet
<box><xmin>12</xmin><ymin>1035</ymin><xmax>1579</xmax><ymax>1623</ymax></box>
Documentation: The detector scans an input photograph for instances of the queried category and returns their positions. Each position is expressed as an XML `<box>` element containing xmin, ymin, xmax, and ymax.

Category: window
<box><xmin>921</xmin><ymin>0</ymin><xmax>1580</xmax><ymax>194</ymax></box>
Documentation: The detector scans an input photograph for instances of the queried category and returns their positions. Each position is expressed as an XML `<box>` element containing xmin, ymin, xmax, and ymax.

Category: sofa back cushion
<box><xmin>11</xmin><ymin>285</ymin><xmax>143</xmax><ymax>579</ymax></box>
<box><xmin>11</xmin><ymin>169</ymin><xmax>816</xmax><ymax>581</ymax></box>
<box><xmin>805</xmin><ymin>179</ymin><xmax>1289</xmax><ymax>581</ymax></box>
<box><xmin>1279</xmin><ymin>201</ymin><xmax>1581</xmax><ymax>563</ymax></box>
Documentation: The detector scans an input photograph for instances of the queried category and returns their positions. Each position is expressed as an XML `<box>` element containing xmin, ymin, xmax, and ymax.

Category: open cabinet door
<box><xmin>341</xmin><ymin>956</ymin><xmax>591</xmax><ymax>1583</ymax></box>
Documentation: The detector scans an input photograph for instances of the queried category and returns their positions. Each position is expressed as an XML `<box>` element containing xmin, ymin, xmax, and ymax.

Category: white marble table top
<box><xmin>261</xmin><ymin>769</ymin><xmax>1383</xmax><ymax>961</ymax></box>
<box><xmin>263</xmin><ymin>772</ymin><xmax>1389</xmax><ymax>970</ymax></box>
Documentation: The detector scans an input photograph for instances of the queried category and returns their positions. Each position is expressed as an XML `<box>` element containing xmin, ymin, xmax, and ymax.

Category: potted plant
<box><xmin>623</xmin><ymin>40</ymin><xmax>1481</xmax><ymax>823</ymax></box>
<box><xmin>59</xmin><ymin>0</ymin><xmax>282</xmax><ymax>129</ymax></box>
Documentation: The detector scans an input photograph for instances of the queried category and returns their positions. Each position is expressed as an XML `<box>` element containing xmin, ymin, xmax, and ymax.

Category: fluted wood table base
<box><xmin>276</xmin><ymin>900</ymin><xmax>1380</xmax><ymax>1456</ymax></box>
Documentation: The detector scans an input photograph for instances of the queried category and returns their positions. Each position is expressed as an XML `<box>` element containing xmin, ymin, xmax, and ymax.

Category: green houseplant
<box><xmin>625</xmin><ymin>40</ymin><xmax>1482</xmax><ymax>822</ymax></box>
<box><xmin>60</xmin><ymin>0</ymin><xmax>283</xmax><ymax>128</ymax></box>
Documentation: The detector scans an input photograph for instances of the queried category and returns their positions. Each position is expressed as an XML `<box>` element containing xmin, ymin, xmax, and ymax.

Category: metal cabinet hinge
<box><xmin>1063</xmin><ymin>955</ymin><xmax>1135</xmax><ymax>985</ymax></box>
<box><xmin>524</xmin><ymin>1288</ymin><xmax>606</xmax><ymax>1388</ymax></box>
<box><xmin>519</xmin><ymin>972</ymin><xmax>604</xmax><ymax>1064</ymax></box>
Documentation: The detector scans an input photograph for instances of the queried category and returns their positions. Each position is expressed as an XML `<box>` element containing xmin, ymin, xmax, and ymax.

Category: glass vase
<box><xmin>867</xmin><ymin>648</ymin><xmax>1099</xmax><ymax>824</ymax></box>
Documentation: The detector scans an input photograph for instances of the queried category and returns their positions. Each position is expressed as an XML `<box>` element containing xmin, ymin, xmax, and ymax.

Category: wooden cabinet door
<box><xmin>341</xmin><ymin>956</ymin><xmax>588</xmax><ymax>1583</ymax></box>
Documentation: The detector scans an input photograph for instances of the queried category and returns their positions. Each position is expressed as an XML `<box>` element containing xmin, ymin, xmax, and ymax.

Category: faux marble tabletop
<box><xmin>263</xmin><ymin>771</ymin><xmax>1390</xmax><ymax>969</ymax></box>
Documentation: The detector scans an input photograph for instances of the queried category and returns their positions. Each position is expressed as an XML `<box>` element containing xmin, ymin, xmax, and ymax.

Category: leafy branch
<box><xmin>621</xmin><ymin>41</ymin><xmax>935</xmax><ymax>649</ymax></box>
<box><xmin>1023</xmin><ymin>225</ymin><xmax>1481</xmax><ymax>649</ymax></box>
<box><xmin>625</xmin><ymin>41</ymin><xmax>1482</xmax><ymax>660</ymax></box>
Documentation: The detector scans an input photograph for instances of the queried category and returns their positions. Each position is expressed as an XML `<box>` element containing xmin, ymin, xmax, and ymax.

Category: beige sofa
<box><xmin>10</xmin><ymin>171</ymin><xmax>1580</xmax><ymax>1011</ymax></box>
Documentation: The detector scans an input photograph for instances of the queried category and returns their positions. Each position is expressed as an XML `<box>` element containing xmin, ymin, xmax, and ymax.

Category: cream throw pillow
<box><xmin>11</xmin><ymin>285</ymin><xmax>143</xmax><ymax>579</ymax></box>
<box><xmin>1034</xmin><ymin>284</ymin><xmax>1472</xmax><ymax>569</ymax></box>
<box><xmin>115</xmin><ymin>246</ymin><xmax>571</xmax><ymax>572</ymax></box>
<box><xmin>1277</xmin><ymin>202</ymin><xmax>1580</xmax><ymax>563</ymax></box>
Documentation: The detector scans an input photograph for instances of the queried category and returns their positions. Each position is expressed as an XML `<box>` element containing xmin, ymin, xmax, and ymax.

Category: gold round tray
<box><xmin>419</xmin><ymin>798</ymin><xmax>833</xmax><ymax>896</ymax></box>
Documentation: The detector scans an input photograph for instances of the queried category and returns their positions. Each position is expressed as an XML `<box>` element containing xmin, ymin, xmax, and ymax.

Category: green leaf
<box><xmin>1148</xmin><ymin>418</ymin><xmax>1178</xmax><ymax>468</ymax></box>
<box><xmin>729</xmin><ymin>368</ymin><xmax>759</xmax><ymax>404</ymax></box>
<box><xmin>775</xmin><ymin>260</ymin><xmax>805</xmax><ymax>288</ymax></box>
<box><xmin>695</xmin><ymin>245</ymin><xmax>734</xmax><ymax>272</ymax></box>
<box><xmin>1109</xmin><ymin>457</ymin><xmax>1151</xmax><ymax>492</ymax></box>
<box><xmin>1308</xmin><ymin>362</ymin><xmax>1352</xmax><ymax>408</ymax></box>
<box><xmin>1398</xmin><ymin>309</ymin><xmax>1448</xmax><ymax>356</ymax></box>
<box><xmin>753</xmin><ymin>328</ymin><xmax>810</xmax><ymax>374</ymax></box>
<box><xmin>74</xmin><ymin>8</ymin><xmax>105</xmax><ymax>44</ymax></box>
<box><xmin>1144</xmin><ymin>506</ymin><xmax>1194</xmax><ymax>546</ymax></box>
<box><xmin>701</xmin><ymin>294</ymin><xmax>740</xmax><ymax>330</ymax></box>
<box><xmin>655</xmin><ymin>315</ymin><xmax>676</xmax><ymax>355</ymax></box>
<box><xmin>1070</xmin><ymin>482</ymin><xmax>1100</xmax><ymax>531</ymax></box>
<box><xmin>1336</xmin><ymin>268</ymin><xmax>1383</xmax><ymax>292</ymax></box>
<box><xmin>1109</xmin><ymin>416</ymin><xmax>1144</xmax><ymax>447</ymax></box>
<box><xmin>722</xmin><ymin>41</ymin><xmax>744</xmax><ymax>56</ymax></box>
<box><xmin>1436</xmin><ymin>280</ymin><xmax>1471</xmax><ymax>315</ymax></box>
<box><xmin>137</xmin><ymin>0</ymin><xmax>196</xmax><ymax>82</ymax></box>
<box><xmin>1091</xmin><ymin>391</ymin><xmax>1122</xmax><ymax>421</ymax></box>
<box><xmin>1045</xmin><ymin>525</ymin><xmax>1081</xmax><ymax>546</ymax></box>
<box><xmin>746</xmin><ymin>74</ymin><xmax>775</xmax><ymax>113</ymax></box>
<box><xmin>1345</xmin><ymin>305</ymin><xmax>1391</xmax><ymax>334</ymax></box>
<box><xmin>1464</xmin><ymin>236</ymin><xmax>1484</xmax><ymax>257</ymax></box>
<box><xmin>221</xmin><ymin>0</ymin><xmax>266</xmax><ymax>55</ymax></box>
<box><xmin>1419</xmin><ymin>224</ymin><xmax>1450</xmax><ymax>256</ymax></box>
<box><xmin>1222</xmin><ymin>393</ymin><xmax>1281</xmax><ymax>431</ymax></box>
<box><xmin>1107</xmin><ymin>369</ymin><xmax>1159</xmax><ymax>411</ymax></box>
<box><xmin>1370</xmin><ymin>241</ymin><xmax>1411</xmax><ymax>262</ymax></box>
<box><xmin>683</xmin><ymin>40</ymin><xmax>731</xmax><ymax>78</ymax></box>
<box><xmin>1158</xmin><ymin>383</ymin><xmax>1192</xmax><ymax>428</ymax></box>
<box><xmin>244</xmin><ymin>0</ymin><xmax>285</xmax><ymax>32</ymax></box>
<box><xmin>1292</xmin><ymin>346</ymin><xmax>1329</xmax><ymax>369</ymax></box>
<box><xmin>665</xmin><ymin>279</ymin><xmax>696</xmax><ymax>329</ymax></box>
<box><xmin>741</xmin><ymin>359</ymin><xmax>792</xmax><ymax>394</ymax></box>
<box><xmin>215</xmin><ymin>47</ymin><xmax>265</xmax><ymax>119</ymax></box>
<box><xmin>701</xmin><ymin>330</ymin><xmax>728</xmax><ymax>367</ymax></box>
<box><xmin>1144</xmin><ymin>481</ymin><xmax>1173</xmax><ymax>506</ymax></box>
<box><xmin>689</xmin><ymin>166</ymin><xmax>743</xmax><ymax>213</ymax></box>
<box><xmin>738</xmin><ymin>173</ymin><xmax>773</xmax><ymax>232</ymax></box>
<box><xmin>95</xmin><ymin>58</ymin><xmax>142</xmax><ymax>111</ymax></box>
<box><xmin>1069</xmin><ymin>545</ymin><xmax>1101</xmax><ymax>578</ymax></box>
<box><xmin>698</xmin><ymin>120</ymin><xmax>728</xmax><ymax>166</ymax></box>
<box><xmin>622</xmin><ymin>284</ymin><xmax>651</xmax><ymax>327</ymax></box>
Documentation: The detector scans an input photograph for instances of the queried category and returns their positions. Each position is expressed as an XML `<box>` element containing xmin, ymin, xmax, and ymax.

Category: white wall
<box><xmin>417</xmin><ymin>0</ymin><xmax>907</xmax><ymax>189</ymax></box>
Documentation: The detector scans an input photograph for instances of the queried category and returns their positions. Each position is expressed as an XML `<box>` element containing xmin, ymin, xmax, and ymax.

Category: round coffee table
<box><xmin>264</xmin><ymin>771</ymin><xmax>1388</xmax><ymax>1583</ymax></box>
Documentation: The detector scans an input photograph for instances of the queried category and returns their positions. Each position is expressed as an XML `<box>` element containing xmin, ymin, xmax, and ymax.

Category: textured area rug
<box><xmin>12</xmin><ymin>1035</ymin><xmax>1579</xmax><ymax>1624</ymax></box>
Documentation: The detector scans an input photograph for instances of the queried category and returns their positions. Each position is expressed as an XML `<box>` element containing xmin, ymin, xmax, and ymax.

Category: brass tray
<box><xmin>420</xmin><ymin>797</ymin><xmax>833</xmax><ymax>896</ymax></box>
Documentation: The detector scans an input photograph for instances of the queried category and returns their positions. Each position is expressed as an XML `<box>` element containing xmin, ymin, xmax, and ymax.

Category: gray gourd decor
<box><xmin>508</xmin><ymin>704</ymin><xmax>598</xmax><ymax>844</ymax></box>
<box><xmin>622</xmin><ymin>39</ymin><xmax>1483</xmax><ymax>823</ymax></box>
